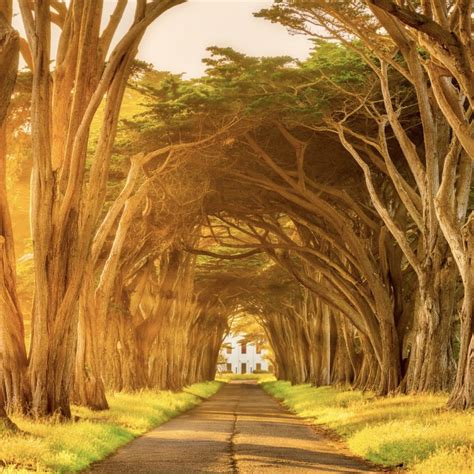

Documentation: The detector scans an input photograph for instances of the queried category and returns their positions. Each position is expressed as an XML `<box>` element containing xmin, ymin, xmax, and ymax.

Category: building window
<box><xmin>256</xmin><ymin>363</ymin><xmax>261</xmax><ymax>371</ymax></box>
<box><xmin>256</xmin><ymin>344</ymin><xmax>261</xmax><ymax>354</ymax></box>
<box><xmin>226</xmin><ymin>363</ymin><xmax>232</xmax><ymax>372</ymax></box>
<box><xmin>241</xmin><ymin>362</ymin><xmax>247</xmax><ymax>374</ymax></box>
<box><xmin>226</xmin><ymin>346</ymin><xmax>232</xmax><ymax>354</ymax></box>
<box><xmin>241</xmin><ymin>342</ymin><xmax>247</xmax><ymax>354</ymax></box>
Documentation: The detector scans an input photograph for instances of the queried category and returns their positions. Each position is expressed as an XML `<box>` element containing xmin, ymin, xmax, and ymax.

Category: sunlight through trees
<box><xmin>0</xmin><ymin>0</ymin><xmax>472</xmax><ymax>447</ymax></box>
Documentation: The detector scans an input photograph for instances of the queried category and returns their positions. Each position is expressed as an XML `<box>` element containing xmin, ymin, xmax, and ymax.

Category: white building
<box><xmin>220</xmin><ymin>334</ymin><xmax>271</xmax><ymax>374</ymax></box>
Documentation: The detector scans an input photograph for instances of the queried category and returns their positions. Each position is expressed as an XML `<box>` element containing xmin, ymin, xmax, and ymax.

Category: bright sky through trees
<box><xmin>13</xmin><ymin>0</ymin><xmax>312</xmax><ymax>77</ymax></box>
<box><xmin>140</xmin><ymin>0</ymin><xmax>312</xmax><ymax>77</ymax></box>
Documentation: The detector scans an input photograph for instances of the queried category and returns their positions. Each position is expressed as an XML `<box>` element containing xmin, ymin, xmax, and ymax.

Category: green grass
<box><xmin>216</xmin><ymin>372</ymin><xmax>276</xmax><ymax>383</ymax></box>
<box><xmin>0</xmin><ymin>382</ymin><xmax>222</xmax><ymax>473</ymax></box>
<box><xmin>262</xmin><ymin>381</ymin><xmax>473</xmax><ymax>473</ymax></box>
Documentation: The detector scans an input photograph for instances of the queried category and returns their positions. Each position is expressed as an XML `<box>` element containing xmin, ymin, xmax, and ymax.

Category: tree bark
<box><xmin>448</xmin><ymin>215</ymin><xmax>474</xmax><ymax>409</ymax></box>
<box><xmin>21</xmin><ymin>0</ymin><xmax>185</xmax><ymax>418</ymax></box>
<box><xmin>0</xmin><ymin>5</ymin><xmax>30</xmax><ymax>421</ymax></box>
<box><xmin>72</xmin><ymin>275</ymin><xmax>108</xmax><ymax>410</ymax></box>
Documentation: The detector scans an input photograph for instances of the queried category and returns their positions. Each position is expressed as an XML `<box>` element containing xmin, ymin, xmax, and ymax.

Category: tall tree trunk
<box><xmin>21</xmin><ymin>0</ymin><xmax>184</xmax><ymax>418</ymax></box>
<box><xmin>0</xmin><ymin>6</ymin><xmax>30</xmax><ymax>421</ymax></box>
<box><xmin>103</xmin><ymin>305</ymin><xmax>148</xmax><ymax>393</ymax></box>
<box><xmin>331</xmin><ymin>317</ymin><xmax>353</xmax><ymax>386</ymax></box>
<box><xmin>353</xmin><ymin>340</ymin><xmax>380</xmax><ymax>392</ymax></box>
<box><xmin>404</xmin><ymin>253</ymin><xmax>457</xmax><ymax>392</ymax></box>
<box><xmin>448</xmin><ymin>215</ymin><xmax>474</xmax><ymax>409</ymax></box>
<box><xmin>73</xmin><ymin>276</ymin><xmax>108</xmax><ymax>410</ymax></box>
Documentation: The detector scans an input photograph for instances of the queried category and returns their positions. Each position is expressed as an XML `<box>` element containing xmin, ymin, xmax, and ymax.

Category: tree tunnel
<box><xmin>1</xmin><ymin>1</ymin><xmax>472</xmax><ymax>430</ymax></box>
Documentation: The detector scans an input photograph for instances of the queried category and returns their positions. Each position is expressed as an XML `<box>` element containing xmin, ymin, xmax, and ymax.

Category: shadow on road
<box><xmin>88</xmin><ymin>383</ymin><xmax>382</xmax><ymax>473</ymax></box>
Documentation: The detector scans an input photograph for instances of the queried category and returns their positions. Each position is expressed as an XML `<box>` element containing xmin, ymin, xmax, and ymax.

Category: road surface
<box><xmin>88</xmin><ymin>382</ymin><xmax>380</xmax><ymax>473</ymax></box>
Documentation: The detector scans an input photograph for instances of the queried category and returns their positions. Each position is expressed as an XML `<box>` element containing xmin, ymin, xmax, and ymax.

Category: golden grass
<box><xmin>216</xmin><ymin>372</ymin><xmax>276</xmax><ymax>383</ymax></box>
<box><xmin>262</xmin><ymin>381</ymin><xmax>473</xmax><ymax>473</ymax></box>
<box><xmin>0</xmin><ymin>382</ymin><xmax>222</xmax><ymax>473</ymax></box>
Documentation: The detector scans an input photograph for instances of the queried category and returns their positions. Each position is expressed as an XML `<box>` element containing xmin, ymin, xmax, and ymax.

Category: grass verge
<box><xmin>216</xmin><ymin>373</ymin><xmax>276</xmax><ymax>383</ymax></box>
<box><xmin>0</xmin><ymin>381</ymin><xmax>222</xmax><ymax>473</ymax></box>
<box><xmin>262</xmin><ymin>381</ymin><xmax>473</xmax><ymax>473</ymax></box>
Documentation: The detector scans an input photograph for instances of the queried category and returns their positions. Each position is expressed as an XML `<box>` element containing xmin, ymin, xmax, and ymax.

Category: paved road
<box><xmin>88</xmin><ymin>382</ymin><xmax>380</xmax><ymax>473</ymax></box>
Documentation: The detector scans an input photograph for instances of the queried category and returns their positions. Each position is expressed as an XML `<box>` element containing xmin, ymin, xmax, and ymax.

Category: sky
<box><xmin>137</xmin><ymin>0</ymin><xmax>312</xmax><ymax>77</ymax></box>
<box><xmin>13</xmin><ymin>0</ymin><xmax>312</xmax><ymax>78</ymax></box>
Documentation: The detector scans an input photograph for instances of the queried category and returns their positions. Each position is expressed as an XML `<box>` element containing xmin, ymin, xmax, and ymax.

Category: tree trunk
<box><xmin>448</xmin><ymin>215</ymin><xmax>474</xmax><ymax>409</ymax></box>
<box><xmin>378</xmin><ymin>320</ymin><xmax>401</xmax><ymax>394</ymax></box>
<box><xmin>404</xmin><ymin>256</ymin><xmax>457</xmax><ymax>393</ymax></box>
<box><xmin>0</xmin><ymin>7</ymin><xmax>30</xmax><ymax>421</ymax></box>
<box><xmin>22</xmin><ymin>0</ymin><xmax>184</xmax><ymax>418</ymax></box>
<box><xmin>352</xmin><ymin>334</ymin><xmax>380</xmax><ymax>392</ymax></box>
<box><xmin>103</xmin><ymin>308</ymin><xmax>148</xmax><ymax>392</ymax></box>
<box><xmin>331</xmin><ymin>317</ymin><xmax>353</xmax><ymax>386</ymax></box>
<box><xmin>73</xmin><ymin>278</ymin><xmax>108</xmax><ymax>410</ymax></box>
<box><xmin>0</xmin><ymin>396</ymin><xmax>17</xmax><ymax>431</ymax></box>
<box><xmin>0</xmin><ymin>237</ymin><xmax>30</xmax><ymax>412</ymax></box>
